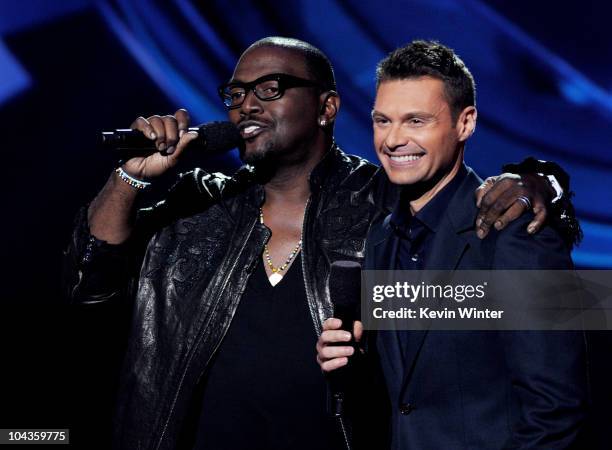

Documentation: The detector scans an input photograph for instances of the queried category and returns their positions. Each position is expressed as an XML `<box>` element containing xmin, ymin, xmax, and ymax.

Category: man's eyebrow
<box><xmin>225</xmin><ymin>74</ymin><xmax>270</xmax><ymax>85</ymax></box>
<box><xmin>371</xmin><ymin>110</ymin><xmax>436</xmax><ymax>119</ymax></box>
<box><xmin>402</xmin><ymin>111</ymin><xmax>436</xmax><ymax>119</ymax></box>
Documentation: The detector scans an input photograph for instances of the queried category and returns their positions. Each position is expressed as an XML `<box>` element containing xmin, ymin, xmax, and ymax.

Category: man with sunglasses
<box><xmin>64</xmin><ymin>37</ymin><xmax>577</xmax><ymax>450</ymax></box>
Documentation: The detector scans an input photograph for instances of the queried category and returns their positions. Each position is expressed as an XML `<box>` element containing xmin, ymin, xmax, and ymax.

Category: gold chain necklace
<box><xmin>260</xmin><ymin>208</ymin><xmax>302</xmax><ymax>286</ymax></box>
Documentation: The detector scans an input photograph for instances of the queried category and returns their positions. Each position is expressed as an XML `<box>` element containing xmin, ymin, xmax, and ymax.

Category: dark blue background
<box><xmin>1</xmin><ymin>0</ymin><xmax>610</xmax><ymax>447</ymax></box>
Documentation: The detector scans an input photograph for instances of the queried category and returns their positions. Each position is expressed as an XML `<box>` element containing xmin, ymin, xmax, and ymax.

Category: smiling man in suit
<box><xmin>317</xmin><ymin>40</ymin><xmax>588</xmax><ymax>449</ymax></box>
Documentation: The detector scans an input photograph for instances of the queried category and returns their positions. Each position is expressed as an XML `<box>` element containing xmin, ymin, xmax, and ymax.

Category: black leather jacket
<box><xmin>64</xmin><ymin>146</ymin><xmax>395</xmax><ymax>450</ymax></box>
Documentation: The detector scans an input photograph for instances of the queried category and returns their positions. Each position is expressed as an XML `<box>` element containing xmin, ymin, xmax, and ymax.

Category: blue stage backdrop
<box><xmin>1</xmin><ymin>0</ymin><xmax>611</xmax><ymax>296</ymax></box>
<box><xmin>1</xmin><ymin>2</ymin><xmax>611</xmax><ymax>446</ymax></box>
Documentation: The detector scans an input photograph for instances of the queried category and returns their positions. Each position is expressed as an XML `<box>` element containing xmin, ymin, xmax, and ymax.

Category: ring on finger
<box><xmin>516</xmin><ymin>195</ymin><xmax>532</xmax><ymax>210</ymax></box>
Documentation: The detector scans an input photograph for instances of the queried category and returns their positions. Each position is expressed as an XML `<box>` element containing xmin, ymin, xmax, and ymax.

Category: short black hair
<box><xmin>247</xmin><ymin>37</ymin><xmax>337</xmax><ymax>92</ymax></box>
<box><xmin>376</xmin><ymin>40</ymin><xmax>475</xmax><ymax>120</ymax></box>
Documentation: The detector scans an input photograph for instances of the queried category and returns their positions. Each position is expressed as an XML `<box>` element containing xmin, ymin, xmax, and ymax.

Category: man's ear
<box><xmin>319</xmin><ymin>91</ymin><xmax>340</xmax><ymax>125</ymax></box>
<box><xmin>456</xmin><ymin>106</ymin><xmax>477</xmax><ymax>142</ymax></box>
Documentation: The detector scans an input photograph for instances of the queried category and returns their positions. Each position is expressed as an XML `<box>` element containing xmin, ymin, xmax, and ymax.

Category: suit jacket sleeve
<box><xmin>492</xmin><ymin>215</ymin><xmax>588</xmax><ymax>449</ymax></box>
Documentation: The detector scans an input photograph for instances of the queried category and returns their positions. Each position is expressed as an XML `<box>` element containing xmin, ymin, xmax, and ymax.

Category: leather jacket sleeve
<box><xmin>502</xmin><ymin>157</ymin><xmax>582</xmax><ymax>248</ymax></box>
<box><xmin>62</xmin><ymin>169</ymin><xmax>233</xmax><ymax>305</ymax></box>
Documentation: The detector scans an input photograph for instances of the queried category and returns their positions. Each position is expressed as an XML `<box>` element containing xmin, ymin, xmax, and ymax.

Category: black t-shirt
<box><xmin>192</xmin><ymin>254</ymin><xmax>342</xmax><ymax>450</ymax></box>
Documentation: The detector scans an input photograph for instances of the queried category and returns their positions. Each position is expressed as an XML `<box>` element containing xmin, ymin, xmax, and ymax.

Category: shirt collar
<box><xmin>390</xmin><ymin>163</ymin><xmax>468</xmax><ymax>234</ymax></box>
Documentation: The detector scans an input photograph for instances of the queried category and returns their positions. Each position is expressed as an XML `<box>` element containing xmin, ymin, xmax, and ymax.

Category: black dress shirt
<box><xmin>390</xmin><ymin>165</ymin><xmax>468</xmax><ymax>271</ymax></box>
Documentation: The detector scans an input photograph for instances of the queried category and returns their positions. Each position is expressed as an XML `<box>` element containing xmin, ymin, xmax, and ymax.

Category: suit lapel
<box><xmin>397</xmin><ymin>167</ymin><xmax>482</xmax><ymax>397</ymax></box>
<box><xmin>371</xmin><ymin>217</ymin><xmax>406</xmax><ymax>385</ymax></box>
<box><xmin>371</xmin><ymin>216</ymin><xmax>399</xmax><ymax>271</ymax></box>
<box><xmin>425</xmin><ymin>214</ymin><xmax>470</xmax><ymax>270</ymax></box>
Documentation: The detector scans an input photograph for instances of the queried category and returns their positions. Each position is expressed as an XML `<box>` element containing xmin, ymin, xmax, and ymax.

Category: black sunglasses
<box><xmin>218</xmin><ymin>73</ymin><xmax>323</xmax><ymax>109</ymax></box>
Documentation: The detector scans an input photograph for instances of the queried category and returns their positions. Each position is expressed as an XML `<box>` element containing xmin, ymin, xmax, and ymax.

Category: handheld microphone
<box><xmin>100</xmin><ymin>121</ymin><xmax>242</xmax><ymax>160</ymax></box>
<box><xmin>327</xmin><ymin>260</ymin><xmax>362</xmax><ymax>417</ymax></box>
<box><xmin>330</xmin><ymin>260</ymin><xmax>362</xmax><ymax>337</ymax></box>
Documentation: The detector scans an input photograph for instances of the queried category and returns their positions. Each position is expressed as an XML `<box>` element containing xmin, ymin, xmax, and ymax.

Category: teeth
<box><xmin>389</xmin><ymin>154</ymin><xmax>423</xmax><ymax>162</ymax></box>
<box><xmin>243</xmin><ymin>125</ymin><xmax>260</xmax><ymax>134</ymax></box>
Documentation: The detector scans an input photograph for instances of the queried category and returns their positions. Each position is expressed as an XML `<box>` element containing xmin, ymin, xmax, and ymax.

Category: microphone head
<box><xmin>197</xmin><ymin>121</ymin><xmax>242</xmax><ymax>153</ymax></box>
<box><xmin>329</xmin><ymin>260</ymin><xmax>362</xmax><ymax>318</ymax></box>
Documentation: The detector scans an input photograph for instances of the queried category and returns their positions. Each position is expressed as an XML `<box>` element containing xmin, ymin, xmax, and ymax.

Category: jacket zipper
<box><xmin>338</xmin><ymin>415</ymin><xmax>352</xmax><ymax>450</ymax></box>
<box><xmin>155</xmin><ymin>216</ymin><xmax>259</xmax><ymax>450</ymax></box>
<box><xmin>301</xmin><ymin>197</ymin><xmax>352</xmax><ymax>450</ymax></box>
<box><xmin>300</xmin><ymin>196</ymin><xmax>322</xmax><ymax>337</ymax></box>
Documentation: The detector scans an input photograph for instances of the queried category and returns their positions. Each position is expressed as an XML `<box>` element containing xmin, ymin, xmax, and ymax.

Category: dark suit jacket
<box><xmin>365</xmin><ymin>165</ymin><xmax>588</xmax><ymax>450</ymax></box>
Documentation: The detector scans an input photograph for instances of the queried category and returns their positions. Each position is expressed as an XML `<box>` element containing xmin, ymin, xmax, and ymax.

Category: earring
<box><xmin>320</xmin><ymin>119</ymin><xmax>327</xmax><ymax>126</ymax></box>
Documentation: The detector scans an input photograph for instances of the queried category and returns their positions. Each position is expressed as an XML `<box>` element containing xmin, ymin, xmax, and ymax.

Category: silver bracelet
<box><xmin>537</xmin><ymin>172</ymin><xmax>564</xmax><ymax>203</ymax></box>
<box><xmin>115</xmin><ymin>166</ymin><xmax>151</xmax><ymax>190</ymax></box>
